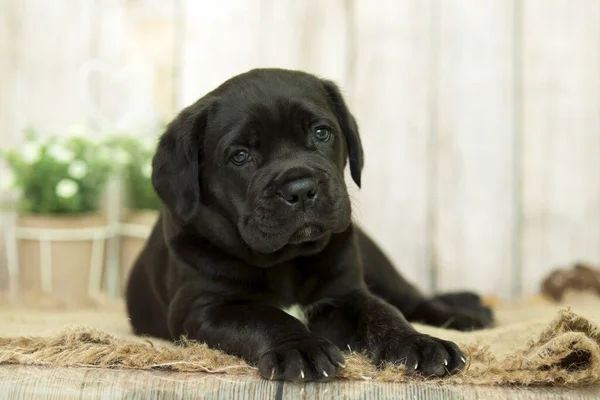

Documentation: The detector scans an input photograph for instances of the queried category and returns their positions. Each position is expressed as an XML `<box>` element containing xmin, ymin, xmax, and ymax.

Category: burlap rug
<box><xmin>0</xmin><ymin>293</ymin><xmax>599</xmax><ymax>387</ymax></box>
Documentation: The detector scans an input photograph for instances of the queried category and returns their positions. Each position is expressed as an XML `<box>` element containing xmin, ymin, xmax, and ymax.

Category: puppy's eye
<box><xmin>314</xmin><ymin>126</ymin><xmax>332</xmax><ymax>142</ymax></box>
<box><xmin>231</xmin><ymin>150</ymin><xmax>250</xmax><ymax>166</ymax></box>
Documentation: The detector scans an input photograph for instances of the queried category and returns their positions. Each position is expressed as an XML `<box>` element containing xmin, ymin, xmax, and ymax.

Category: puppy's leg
<box><xmin>357</xmin><ymin>227</ymin><xmax>493</xmax><ymax>330</ymax></box>
<box><xmin>431</xmin><ymin>291</ymin><xmax>494</xmax><ymax>324</ymax></box>
<box><xmin>168</xmin><ymin>290</ymin><xmax>344</xmax><ymax>382</ymax></box>
<box><xmin>309</xmin><ymin>289</ymin><xmax>466</xmax><ymax>377</ymax></box>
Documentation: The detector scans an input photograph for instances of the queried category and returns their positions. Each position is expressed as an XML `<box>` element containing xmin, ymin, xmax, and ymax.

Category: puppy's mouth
<box><xmin>287</xmin><ymin>225</ymin><xmax>326</xmax><ymax>245</ymax></box>
<box><xmin>237</xmin><ymin>179</ymin><xmax>352</xmax><ymax>255</ymax></box>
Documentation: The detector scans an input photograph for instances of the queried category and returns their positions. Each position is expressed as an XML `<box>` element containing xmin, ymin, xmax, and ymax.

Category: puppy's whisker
<box><xmin>440</xmin><ymin>317</ymin><xmax>455</xmax><ymax>329</ymax></box>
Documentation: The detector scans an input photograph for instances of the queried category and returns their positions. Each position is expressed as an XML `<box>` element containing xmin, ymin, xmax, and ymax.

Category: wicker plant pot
<box><xmin>15</xmin><ymin>213</ymin><xmax>109</xmax><ymax>307</ymax></box>
<box><xmin>119</xmin><ymin>209</ymin><xmax>158</xmax><ymax>295</ymax></box>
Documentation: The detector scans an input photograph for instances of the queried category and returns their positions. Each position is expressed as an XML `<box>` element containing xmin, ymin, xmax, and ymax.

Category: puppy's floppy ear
<box><xmin>321</xmin><ymin>80</ymin><xmax>364</xmax><ymax>188</ymax></box>
<box><xmin>152</xmin><ymin>98</ymin><xmax>212</xmax><ymax>223</ymax></box>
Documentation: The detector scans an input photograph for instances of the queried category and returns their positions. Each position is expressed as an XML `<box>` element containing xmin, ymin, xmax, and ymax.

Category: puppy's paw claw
<box><xmin>375</xmin><ymin>333</ymin><xmax>466</xmax><ymax>377</ymax></box>
<box><xmin>258</xmin><ymin>336</ymin><xmax>344</xmax><ymax>382</ymax></box>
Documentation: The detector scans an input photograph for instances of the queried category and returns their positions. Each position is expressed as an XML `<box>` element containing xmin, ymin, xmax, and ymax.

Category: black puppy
<box><xmin>126</xmin><ymin>68</ymin><xmax>493</xmax><ymax>382</ymax></box>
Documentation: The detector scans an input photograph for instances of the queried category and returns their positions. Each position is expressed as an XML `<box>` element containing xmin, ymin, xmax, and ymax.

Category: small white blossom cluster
<box><xmin>55</xmin><ymin>179</ymin><xmax>79</xmax><ymax>199</ymax></box>
<box><xmin>52</xmin><ymin>161</ymin><xmax>89</xmax><ymax>199</ymax></box>
<box><xmin>0</xmin><ymin>125</ymin><xmax>117</xmax><ymax>213</ymax></box>
<box><xmin>20</xmin><ymin>128</ymin><xmax>94</xmax><ymax>200</ymax></box>
<box><xmin>17</xmin><ymin>126</ymin><xmax>83</xmax><ymax>165</ymax></box>
<box><xmin>1</xmin><ymin>126</ymin><xmax>162</xmax><ymax>213</ymax></box>
<box><xmin>68</xmin><ymin>160</ymin><xmax>88</xmax><ymax>179</ymax></box>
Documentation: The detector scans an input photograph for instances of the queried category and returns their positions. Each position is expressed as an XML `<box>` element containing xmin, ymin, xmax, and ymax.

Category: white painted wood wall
<box><xmin>1</xmin><ymin>0</ymin><xmax>599</xmax><ymax>300</ymax></box>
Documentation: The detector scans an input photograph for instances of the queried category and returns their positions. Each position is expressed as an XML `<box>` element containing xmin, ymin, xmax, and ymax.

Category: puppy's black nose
<box><xmin>278</xmin><ymin>178</ymin><xmax>318</xmax><ymax>208</ymax></box>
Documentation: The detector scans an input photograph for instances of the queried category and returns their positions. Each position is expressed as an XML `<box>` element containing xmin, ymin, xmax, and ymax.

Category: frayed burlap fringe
<box><xmin>0</xmin><ymin>307</ymin><xmax>599</xmax><ymax>386</ymax></box>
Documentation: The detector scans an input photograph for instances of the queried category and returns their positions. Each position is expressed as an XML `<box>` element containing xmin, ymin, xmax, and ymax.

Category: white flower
<box><xmin>55</xmin><ymin>179</ymin><xmax>78</xmax><ymax>198</ymax></box>
<box><xmin>141</xmin><ymin>162</ymin><xmax>152</xmax><ymax>178</ymax></box>
<box><xmin>0</xmin><ymin>169</ymin><xmax>15</xmax><ymax>191</ymax></box>
<box><xmin>22</xmin><ymin>142</ymin><xmax>41</xmax><ymax>164</ymax></box>
<box><xmin>68</xmin><ymin>160</ymin><xmax>88</xmax><ymax>179</ymax></box>
<box><xmin>114</xmin><ymin>148</ymin><xmax>131</xmax><ymax>166</ymax></box>
<box><xmin>47</xmin><ymin>144</ymin><xmax>75</xmax><ymax>164</ymax></box>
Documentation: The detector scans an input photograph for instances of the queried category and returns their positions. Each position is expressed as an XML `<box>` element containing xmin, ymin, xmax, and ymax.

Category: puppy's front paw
<box><xmin>258</xmin><ymin>336</ymin><xmax>345</xmax><ymax>382</ymax></box>
<box><xmin>375</xmin><ymin>333</ymin><xmax>466</xmax><ymax>377</ymax></box>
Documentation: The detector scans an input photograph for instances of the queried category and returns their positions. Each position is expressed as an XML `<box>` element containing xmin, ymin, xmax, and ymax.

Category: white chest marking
<box><xmin>281</xmin><ymin>304</ymin><xmax>308</xmax><ymax>325</ymax></box>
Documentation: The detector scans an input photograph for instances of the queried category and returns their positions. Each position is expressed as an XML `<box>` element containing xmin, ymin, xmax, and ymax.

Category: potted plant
<box><xmin>0</xmin><ymin>129</ymin><xmax>115</xmax><ymax>307</ymax></box>
<box><xmin>115</xmin><ymin>135</ymin><xmax>161</xmax><ymax>294</ymax></box>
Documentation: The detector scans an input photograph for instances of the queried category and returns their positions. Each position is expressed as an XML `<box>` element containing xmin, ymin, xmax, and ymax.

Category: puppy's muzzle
<box><xmin>277</xmin><ymin>177</ymin><xmax>318</xmax><ymax>210</ymax></box>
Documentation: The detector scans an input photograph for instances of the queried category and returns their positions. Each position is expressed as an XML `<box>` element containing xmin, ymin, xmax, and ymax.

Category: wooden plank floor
<box><xmin>1</xmin><ymin>365</ymin><xmax>599</xmax><ymax>400</ymax></box>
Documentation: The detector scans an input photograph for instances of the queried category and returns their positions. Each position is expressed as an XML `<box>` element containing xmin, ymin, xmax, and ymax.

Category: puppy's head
<box><xmin>152</xmin><ymin>69</ymin><xmax>363</xmax><ymax>256</ymax></box>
